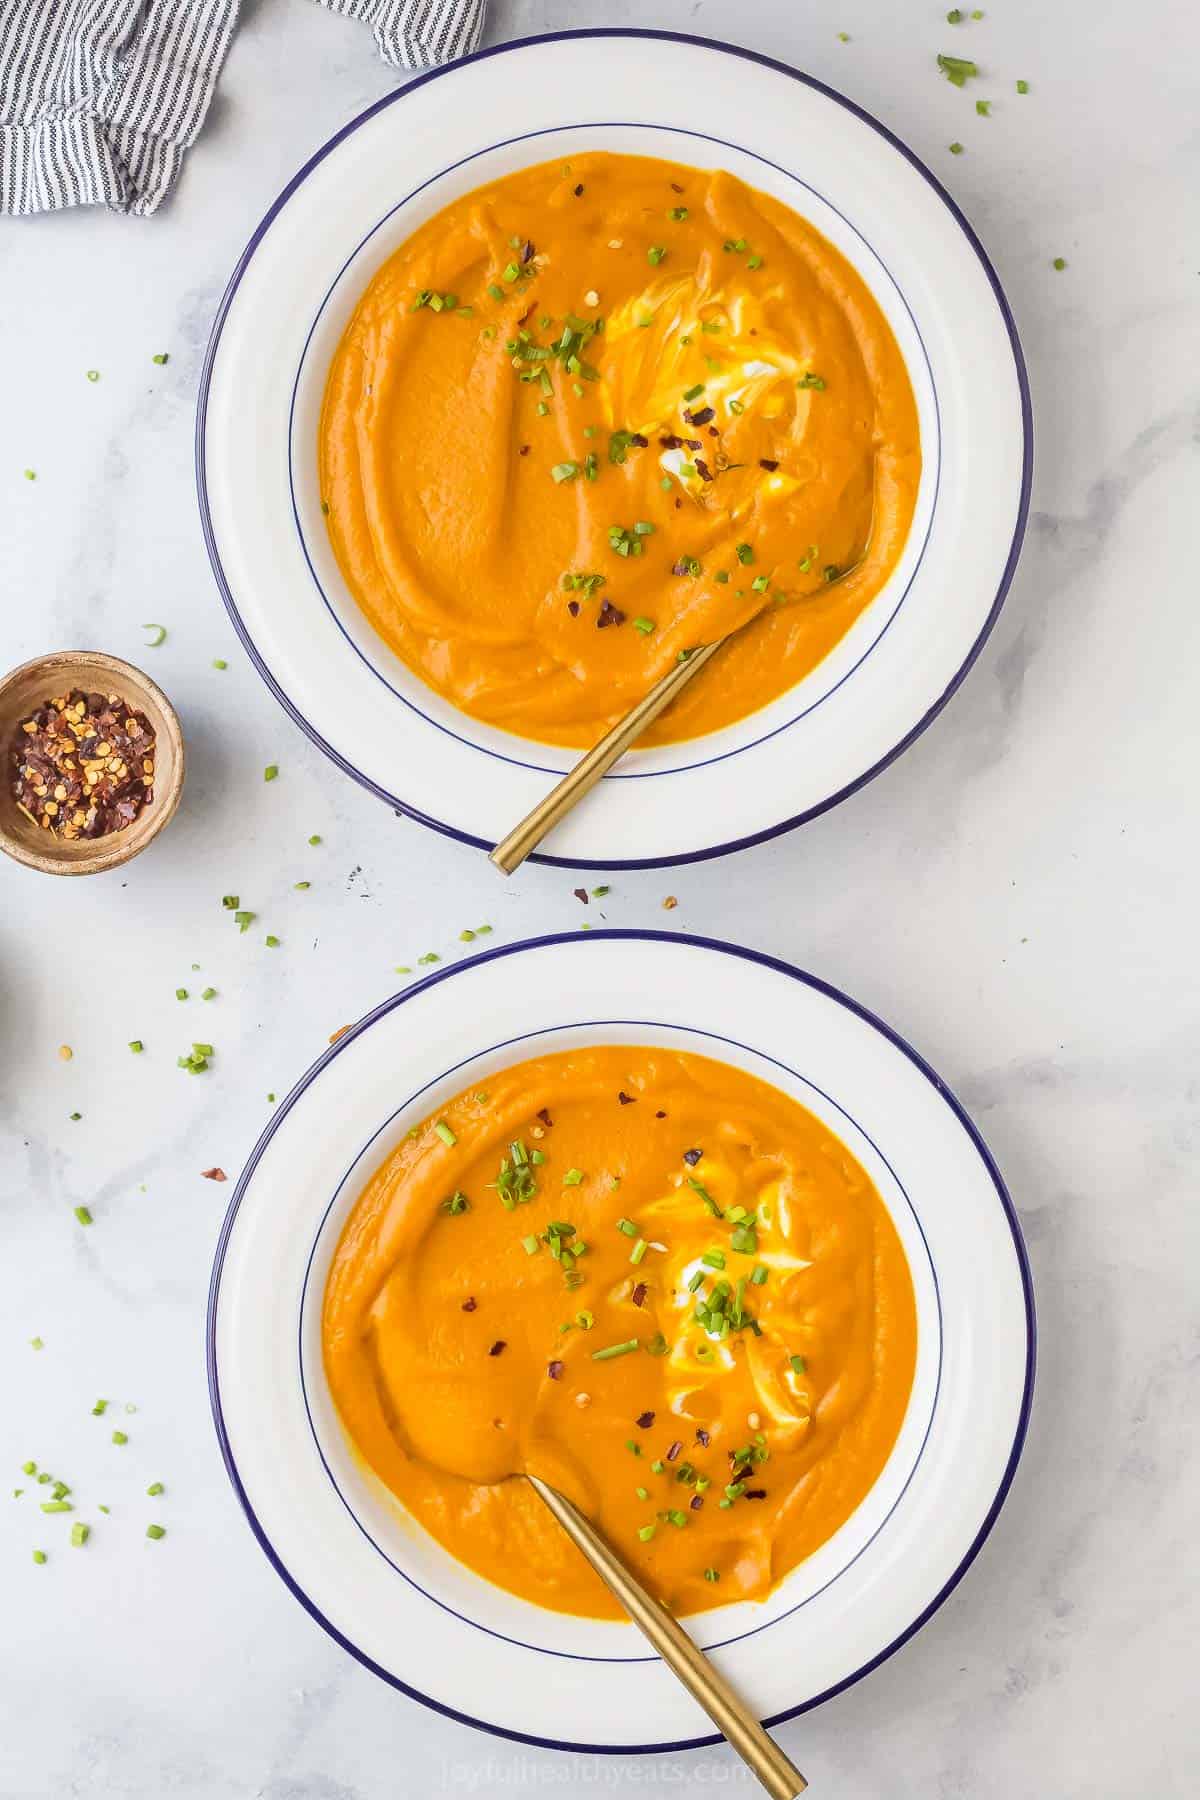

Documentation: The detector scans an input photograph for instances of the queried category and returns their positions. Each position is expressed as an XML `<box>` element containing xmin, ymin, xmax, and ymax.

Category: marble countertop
<box><xmin>2</xmin><ymin>1</ymin><xmax>1196</xmax><ymax>1794</ymax></box>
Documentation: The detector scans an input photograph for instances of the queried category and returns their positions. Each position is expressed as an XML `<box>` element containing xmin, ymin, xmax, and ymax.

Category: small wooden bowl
<box><xmin>0</xmin><ymin>651</ymin><xmax>184</xmax><ymax>876</ymax></box>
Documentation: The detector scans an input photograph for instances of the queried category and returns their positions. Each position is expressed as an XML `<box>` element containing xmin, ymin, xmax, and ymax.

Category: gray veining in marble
<box><xmin>2</xmin><ymin>1</ymin><xmax>1197</xmax><ymax>1794</ymax></box>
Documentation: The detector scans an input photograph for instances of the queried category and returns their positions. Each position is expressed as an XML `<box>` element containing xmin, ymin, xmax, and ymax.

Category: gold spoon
<box><xmin>489</xmin><ymin>634</ymin><xmax>724</xmax><ymax>874</ymax></box>
<box><xmin>488</xmin><ymin>556</ymin><xmax>864</xmax><ymax>873</ymax></box>
<box><xmin>529</xmin><ymin>1472</ymin><xmax>806</xmax><ymax>1797</ymax></box>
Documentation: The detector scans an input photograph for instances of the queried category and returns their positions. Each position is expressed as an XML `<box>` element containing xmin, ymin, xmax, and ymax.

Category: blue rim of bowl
<box><xmin>207</xmin><ymin>929</ymin><xmax>1037</xmax><ymax>1755</ymax></box>
<box><xmin>285</xmin><ymin>119</ymin><xmax>942</xmax><ymax>782</ymax></box>
<box><xmin>194</xmin><ymin>26</ymin><xmax>1033</xmax><ymax>873</ymax></box>
<box><xmin>296</xmin><ymin>1015</ymin><xmax>944</xmax><ymax>1664</ymax></box>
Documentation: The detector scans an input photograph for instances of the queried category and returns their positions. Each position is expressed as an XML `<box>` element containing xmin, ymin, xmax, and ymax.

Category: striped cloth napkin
<box><xmin>0</xmin><ymin>0</ymin><xmax>485</xmax><ymax>217</ymax></box>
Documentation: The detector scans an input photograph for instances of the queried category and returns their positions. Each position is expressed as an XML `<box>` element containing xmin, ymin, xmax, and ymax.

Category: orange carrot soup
<box><xmin>322</xmin><ymin>1046</ymin><xmax>917</xmax><ymax>1619</ymax></box>
<box><xmin>319</xmin><ymin>152</ymin><xmax>921</xmax><ymax>748</ymax></box>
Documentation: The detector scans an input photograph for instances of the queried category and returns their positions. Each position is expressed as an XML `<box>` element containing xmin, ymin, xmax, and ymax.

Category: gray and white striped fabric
<box><xmin>0</xmin><ymin>0</ymin><xmax>484</xmax><ymax>218</ymax></box>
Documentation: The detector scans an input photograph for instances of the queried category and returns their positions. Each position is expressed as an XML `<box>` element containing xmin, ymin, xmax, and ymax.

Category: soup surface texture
<box><xmin>322</xmin><ymin>1046</ymin><xmax>917</xmax><ymax>1619</ymax></box>
<box><xmin>319</xmin><ymin>152</ymin><xmax>921</xmax><ymax>747</ymax></box>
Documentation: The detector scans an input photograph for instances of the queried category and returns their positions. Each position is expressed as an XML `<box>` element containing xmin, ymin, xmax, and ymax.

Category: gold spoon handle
<box><xmin>489</xmin><ymin>637</ymin><xmax>725</xmax><ymax>875</ymax></box>
<box><xmin>529</xmin><ymin>1475</ymin><xmax>807</xmax><ymax>1797</ymax></box>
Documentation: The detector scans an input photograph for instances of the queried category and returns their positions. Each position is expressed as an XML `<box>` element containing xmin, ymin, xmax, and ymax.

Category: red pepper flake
<box><xmin>694</xmin><ymin>458</ymin><xmax>713</xmax><ymax>483</ymax></box>
<box><xmin>521</xmin><ymin>240</ymin><xmax>535</xmax><ymax>264</ymax></box>
<box><xmin>518</xmin><ymin>444</ymin><xmax>531</xmax><ymax>456</ymax></box>
<box><xmin>201</xmin><ymin>1167</ymin><xmax>227</xmax><ymax>1182</ymax></box>
<box><xmin>695</xmin><ymin>1427</ymin><xmax>711</xmax><ymax>1447</ymax></box>
<box><xmin>573</xmin><ymin>887</ymin><xmax>589</xmax><ymax>904</ymax></box>
<box><xmin>669</xmin><ymin>182</ymin><xmax>685</xmax><ymax>194</ymax></box>
<box><xmin>629</xmin><ymin>433</ymin><xmax>648</xmax><ymax>448</ymax></box>
<box><xmin>547</xmin><ymin>1360</ymin><xmax>565</xmax><ymax>1380</ymax></box>
<box><xmin>666</xmin><ymin>1440</ymin><xmax>683</xmax><ymax>1462</ymax></box>
<box><xmin>488</xmin><ymin>1340</ymin><xmax>506</xmax><ymax>1356</ymax></box>
<box><xmin>655</xmin><ymin>1110</ymin><xmax>667</xmax><ymax>1119</ymax></box>
<box><xmin>573</xmin><ymin>183</ymin><xmax>584</xmax><ymax>197</ymax></box>
<box><xmin>673</xmin><ymin>498</ymin><xmax>682</xmax><ymax>510</ymax></box>
<box><xmin>631</xmin><ymin>1281</ymin><xmax>648</xmax><ymax>1307</ymax></box>
<box><xmin>687</xmin><ymin>406</ymin><xmax>715</xmax><ymax>426</ymax></box>
<box><xmin>462</xmin><ymin>1297</ymin><xmax>478</xmax><ymax>1312</ymax></box>
<box><xmin>10</xmin><ymin>688</ymin><xmax>156</xmax><ymax>841</ymax></box>
<box><xmin>537</xmin><ymin>1107</ymin><xmax>554</xmax><ymax>1128</ymax></box>
<box><xmin>745</xmin><ymin>1488</ymin><xmax>768</xmax><ymax>1500</ymax></box>
<box><xmin>690</xmin><ymin>1494</ymin><xmax>704</xmax><ymax>1510</ymax></box>
<box><xmin>659</xmin><ymin>434</ymin><xmax>683</xmax><ymax>449</ymax></box>
<box><xmin>567</xmin><ymin>600</ymin><xmax>580</xmax><ymax>617</ymax></box>
<box><xmin>635</xmin><ymin>1410</ymin><xmax>655</xmax><ymax>1429</ymax></box>
<box><xmin>682</xmin><ymin>1147</ymin><xmax>703</xmax><ymax>1166</ymax></box>
<box><xmin>596</xmin><ymin>599</ymin><xmax>626</xmax><ymax>629</ymax></box>
<box><xmin>617</xmin><ymin>1091</ymin><xmax>636</xmax><ymax>1105</ymax></box>
<box><xmin>684</xmin><ymin>437</ymin><xmax>702</xmax><ymax>451</ymax></box>
<box><xmin>759</xmin><ymin>458</ymin><xmax>779</xmax><ymax>471</ymax></box>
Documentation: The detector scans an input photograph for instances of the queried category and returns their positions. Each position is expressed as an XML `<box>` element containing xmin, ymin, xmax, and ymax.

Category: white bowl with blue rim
<box><xmin>207</xmin><ymin>930</ymin><xmax>1034</xmax><ymax>1751</ymax></box>
<box><xmin>197</xmin><ymin>29</ymin><xmax>1031</xmax><ymax>871</ymax></box>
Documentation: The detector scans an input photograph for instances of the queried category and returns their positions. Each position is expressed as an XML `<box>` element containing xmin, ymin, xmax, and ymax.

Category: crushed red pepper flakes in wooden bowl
<box><xmin>0</xmin><ymin>652</ymin><xmax>183</xmax><ymax>876</ymax></box>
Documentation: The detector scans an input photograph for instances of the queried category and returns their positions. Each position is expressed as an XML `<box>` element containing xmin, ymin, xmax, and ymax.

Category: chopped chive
<box><xmin>141</xmin><ymin>623</ymin><xmax>166</xmax><ymax>647</ymax></box>
<box><xmin>128</xmin><ymin>1039</ymin><xmax>143</xmax><ymax>1053</ymax></box>
<box><xmin>735</xmin><ymin>543</ymin><xmax>755</xmax><ymax>564</ymax></box>
<box><xmin>630</xmin><ymin>1237</ymin><xmax>648</xmax><ymax>1266</ymax></box>
<box><xmin>152</xmin><ymin>352</ymin><xmax>169</xmax><ymax>365</ymax></box>
<box><xmin>746</xmin><ymin>254</ymin><xmax>763</xmax><ymax>270</ymax></box>
<box><xmin>562</xmin><ymin>1168</ymin><xmax>584</xmax><ymax>1186</ymax></box>
<box><xmin>616</xmin><ymin>1217</ymin><xmax>640</xmax><ymax>1237</ymax></box>
<box><xmin>70</xmin><ymin>1522</ymin><xmax>90</xmax><ymax>1547</ymax></box>
<box><xmin>40</xmin><ymin>1500</ymin><xmax>72</xmax><ymax>1513</ymax></box>
<box><xmin>551</xmin><ymin>461</ymin><xmax>579</xmax><ymax>483</ymax></box>
<box><xmin>638</xmin><ymin>1523</ymin><xmax>656</xmax><ymax>1541</ymax></box>
<box><xmin>265</xmin><ymin>935</ymin><xmax>280</xmax><ymax>948</ymax></box>
<box><xmin>682</xmin><ymin>383</ymin><xmax>704</xmax><ymax>402</ymax></box>
<box><xmin>591</xmin><ymin>1338</ymin><xmax>640</xmax><ymax>1361</ymax></box>
<box><xmin>146</xmin><ymin>1523</ymin><xmax>166</xmax><ymax>1540</ymax></box>
<box><xmin>1052</xmin><ymin>256</ymin><xmax>1067</xmax><ymax>271</ymax></box>
<box><xmin>111</xmin><ymin>1430</ymin><xmax>128</xmax><ymax>1446</ymax></box>
<box><xmin>937</xmin><ymin>52</ymin><xmax>978</xmax><ymax>85</ymax></box>
<box><xmin>647</xmin><ymin>245</ymin><xmax>667</xmax><ymax>266</ymax></box>
<box><xmin>175</xmin><ymin>987</ymin><xmax>188</xmax><ymax>1001</ymax></box>
<box><xmin>632</xmin><ymin>617</ymin><xmax>655</xmax><ymax>635</ymax></box>
<box><xmin>308</xmin><ymin>834</ymin><xmax>321</xmax><ymax>845</ymax></box>
<box><xmin>521</xmin><ymin>1233</ymin><xmax>540</xmax><ymax>1255</ymax></box>
<box><xmin>263</xmin><ymin>764</ymin><xmax>278</xmax><ymax>782</ymax></box>
<box><xmin>790</xmin><ymin>1354</ymin><xmax>808</xmax><ymax>1374</ymax></box>
<box><xmin>975</xmin><ymin>98</ymin><xmax>991</xmax><ymax>115</ymax></box>
<box><xmin>949</xmin><ymin>141</ymin><xmax>965</xmax><ymax>154</ymax></box>
<box><xmin>212</xmin><ymin>658</ymin><xmax>227</xmax><ymax>670</ymax></box>
<box><xmin>434</xmin><ymin>1119</ymin><xmax>457</xmax><ymax>1147</ymax></box>
<box><xmin>750</xmin><ymin>1265</ymin><xmax>768</xmax><ymax>1286</ymax></box>
<box><xmin>1016</xmin><ymin>78</ymin><xmax>1029</xmax><ymax>93</ymax></box>
<box><xmin>146</xmin><ymin>1482</ymin><xmax>164</xmax><ymax>1497</ymax></box>
<box><xmin>32</xmin><ymin>1549</ymin><xmax>46</xmax><ymax>1564</ymax></box>
<box><xmin>74</xmin><ymin>1206</ymin><xmax>93</xmax><ymax>1226</ymax></box>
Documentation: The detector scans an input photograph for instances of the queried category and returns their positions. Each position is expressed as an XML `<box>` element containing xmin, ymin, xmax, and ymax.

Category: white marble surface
<box><xmin>2</xmin><ymin>1</ymin><xmax>1197</xmax><ymax>1794</ymax></box>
